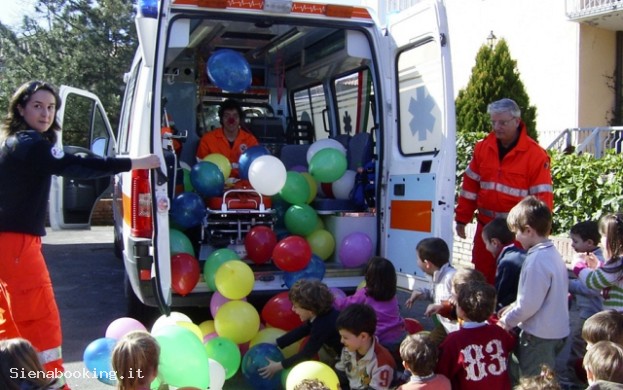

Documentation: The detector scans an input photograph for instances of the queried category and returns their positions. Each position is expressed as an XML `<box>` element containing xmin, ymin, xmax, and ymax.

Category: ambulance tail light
<box><xmin>131</xmin><ymin>169</ymin><xmax>153</xmax><ymax>238</ymax></box>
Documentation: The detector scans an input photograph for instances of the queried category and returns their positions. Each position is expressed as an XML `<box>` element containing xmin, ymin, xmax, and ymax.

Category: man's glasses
<box><xmin>490</xmin><ymin>118</ymin><xmax>516</xmax><ymax>127</ymax></box>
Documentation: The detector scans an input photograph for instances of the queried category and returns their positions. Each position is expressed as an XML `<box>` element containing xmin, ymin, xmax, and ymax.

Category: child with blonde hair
<box><xmin>0</xmin><ymin>338</ymin><xmax>60</xmax><ymax>390</ymax></box>
<box><xmin>514</xmin><ymin>365</ymin><xmax>561</xmax><ymax>390</ymax></box>
<box><xmin>111</xmin><ymin>331</ymin><xmax>160</xmax><ymax>390</ymax></box>
<box><xmin>583</xmin><ymin>341</ymin><xmax>623</xmax><ymax>389</ymax></box>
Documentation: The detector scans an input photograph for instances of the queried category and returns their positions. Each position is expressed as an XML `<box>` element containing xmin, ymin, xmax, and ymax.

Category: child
<box><xmin>566</xmin><ymin>220</ymin><xmax>605</xmax><ymax>385</ymax></box>
<box><xmin>397</xmin><ymin>333</ymin><xmax>450</xmax><ymax>389</ymax></box>
<box><xmin>294</xmin><ymin>378</ymin><xmax>331</xmax><ymax>390</ymax></box>
<box><xmin>482</xmin><ymin>217</ymin><xmax>526</xmax><ymax>310</ymax></box>
<box><xmin>0</xmin><ymin>338</ymin><xmax>60</xmax><ymax>390</ymax></box>
<box><xmin>497</xmin><ymin>196</ymin><xmax>569</xmax><ymax>378</ymax></box>
<box><xmin>111</xmin><ymin>330</ymin><xmax>160</xmax><ymax>390</ymax></box>
<box><xmin>259</xmin><ymin>279</ymin><xmax>342</xmax><ymax>379</ymax></box>
<box><xmin>405</xmin><ymin>238</ymin><xmax>456</xmax><ymax>344</ymax></box>
<box><xmin>583</xmin><ymin>341</ymin><xmax>623</xmax><ymax>389</ymax></box>
<box><xmin>582</xmin><ymin>309</ymin><xmax>623</xmax><ymax>347</ymax></box>
<box><xmin>574</xmin><ymin>213</ymin><xmax>623</xmax><ymax>312</ymax></box>
<box><xmin>334</xmin><ymin>256</ymin><xmax>406</xmax><ymax>359</ymax></box>
<box><xmin>335</xmin><ymin>303</ymin><xmax>396</xmax><ymax>390</ymax></box>
<box><xmin>436</xmin><ymin>281</ymin><xmax>516</xmax><ymax>389</ymax></box>
<box><xmin>514</xmin><ymin>365</ymin><xmax>561</xmax><ymax>390</ymax></box>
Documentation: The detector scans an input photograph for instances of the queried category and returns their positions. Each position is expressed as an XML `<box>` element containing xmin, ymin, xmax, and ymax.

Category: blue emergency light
<box><xmin>139</xmin><ymin>0</ymin><xmax>159</xmax><ymax>18</ymax></box>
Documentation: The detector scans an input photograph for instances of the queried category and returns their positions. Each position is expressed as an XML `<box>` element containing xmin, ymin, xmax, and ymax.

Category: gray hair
<box><xmin>487</xmin><ymin>98</ymin><xmax>521</xmax><ymax>117</ymax></box>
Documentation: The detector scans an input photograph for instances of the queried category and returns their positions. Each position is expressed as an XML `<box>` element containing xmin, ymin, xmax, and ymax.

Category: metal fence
<box><xmin>566</xmin><ymin>0</ymin><xmax>623</xmax><ymax>17</ymax></box>
<box><xmin>546</xmin><ymin>126</ymin><xmax>623</xmax><ymax>157</ymax></box>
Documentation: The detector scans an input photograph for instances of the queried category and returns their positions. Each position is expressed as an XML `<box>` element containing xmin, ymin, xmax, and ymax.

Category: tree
<box><xmin>0</xmin><ymin>0</ymin><xmax>137</xmax><ymax>133</ymax></box>
<box><xmin>455</xmin><ymin>39</ymin><xmax>538</xmax><ymax>141</ymax></box>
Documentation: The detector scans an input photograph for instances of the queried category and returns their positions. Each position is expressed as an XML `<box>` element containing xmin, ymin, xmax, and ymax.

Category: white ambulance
<box><xmin>50</xmin><ymin>0</ymin><xmax>456</xmax><ymax>317</ymax></box>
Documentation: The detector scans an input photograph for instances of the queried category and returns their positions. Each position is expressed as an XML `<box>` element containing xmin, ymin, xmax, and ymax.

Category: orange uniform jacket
<box><xmin>455</xmin><ymin>121</ymin><xmax>554</xmax><ymax>226</ymax></box>
<box><xmin>196</xmin><ymin>127</ymin><xmax>258</xmax><ymax>177</ymax></box>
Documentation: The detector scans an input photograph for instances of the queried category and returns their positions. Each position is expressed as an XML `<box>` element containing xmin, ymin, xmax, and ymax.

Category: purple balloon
<box><xmin>338</xmin><ymin>232</ymin><xmax>373</xmax><ymax>268</ymax></box>
<box><xmin>290</xmin><ymin>165</ymin><xmax>307</xmax><ymax>173</ymax></box>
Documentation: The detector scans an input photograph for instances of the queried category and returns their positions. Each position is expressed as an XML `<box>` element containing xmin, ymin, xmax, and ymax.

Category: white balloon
<box><xmin>306</xmin><ymin>138</ymin><xmax>347</xmax><ymax>164</ymax></box>
<box><xmin>207</xmin><ymin>359</ymin><xmax>226</xmax><ymax>390</ymax></box>
<box><xmin>151</xmin><ymin>311</ymin><xmax>192</xmax><ymax>332</ymax></box>
<box><xmin>332</xmin><ymin>170</ymin><xmax>357</xmax><ymax>200</ymax></box>
<box><xmin>248</xmin><ymin>155</ymin><xmax>287</xmax><ymax>196</ymax></box>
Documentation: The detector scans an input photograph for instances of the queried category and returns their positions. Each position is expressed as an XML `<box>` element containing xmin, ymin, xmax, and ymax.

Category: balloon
<box><xmin>338</xmin><ymin>232</ymin><xmax>373</xmax><ymax>268</ymax></box>
<box><xmin>284</xmin><ymin>204</ymin><xmax>318</xmax><ymax>236</ymax></box>
<box><xmin>309</xmin><ymin>148</ymin><xmax>348</xmax><ymax>183</ymax></box>
<box><xmin>177</xmin><ymin>321</ymin><xmax>203</xmax><ymax>341</ymax></box>
<box><xmin>207</xmin><ymin>49</ymin><xmax>252</xmax><ymax>93</ymax></box>
<box><xmin>261</xmin><ymin>291</ymin><xmax>304</xmax><ymax>331</ymax></box>
<box><xmin>279</xmin><ymin>171</ymin><xmax>310</xmax><ymax>205</ymax></box>
<box><xmin>272</xmin><ymin>236</ymin><xmax>312</xmax><ymax>272</ymax></box>
<box><xmin>170</xmin><ymin>192</ymin><xmax>206</xmax><ymax>229</ymax></box>
<box><xmin>190</xmin><ymin>161</ymin><xmax>225</xmax><ymax>197</ymax></box>
<box><xmin>242</xmin><ymin>343</ymin><xmax>284</xmax><ymax>390</ymax></box>
<box><xmin>249</xmin><ymin>327</ymin><xmax>300</xmax><ymax>359</ymax></box>
<box><xmin>331</xmin><ymin>169</ymin><xmax>357</xmax><ymax>200</ymax></box>
<box><xmin>208</xmin><ymin>359</ymin><xmax>226</xmax><ymax>390</ymax></box>
<box><xmin>169</xmin><ymin>228</ymin><xmax>195</xmax><ymax>257</ymax></box>
<box><xmin>244</xmin><ymin>225</ymin><xmax>277</xmax><ymax>265</ymax></box>
<box><xmin>329</xmin><ymin>287</ymin><xmax>347</xmax><ymax>303</ymax></box>
<box><xmin>248</xmin><ymin>155</ymin><xmax>287</xmax><ymax>196</ymax></box>
<box><xmin>300</xmin><ymin>172</ymin><xmax>317</xmax><ymax>204</ymax></box>
<box><xmin>199</xmin><ymin>320</ymin><xmax>216</xmax><ymax>336</ymax></box>
<box><xmin>152</xmin><ymin>312</ymin><xmax>192</xmax><ymax>332</ymax></box>
<box><xmin>203</xmin><ymin>153</ymin><xmax>232</xmax><ymax>179</ymax></box>
<box><xmin>203</xmin><ymin>331</ymin><xmax>218</xmax><ymax>343</ymax></box>
<box><xmin>83</xmin><ymin>337</ymin><xmax>117</xmax><ymax>385</ymax></box>
<box><xmin>306</xmin><ymin>138</ymin><xmax>347</xmax><ymax>164</ymax></box>
<box><xmin>286</xmin><ymin>361</ymin><xmax>340</xmax><ymax>390</ymax></box>
<box><xmin>290</xmin><ymin>165</ymin><xmax>307</xmax><ymax>173</ymax></box>
<box><xmin>182</xmin><ymin>165</ymin><xmax>194</xmax><ymax>192</ymax></box>
<box><xmin>105</xmin><ymin>317</ymin><xmax>146</xmax><ymax>340</ymax></box>
<box><xmin>215</xmin><ymin>260</ymin><xmax>254</xmax><ymax>299</ymax></box>
<box><xmin>152</xmin><ymin>325</ymin><xmax>210</xmax><ymax>389</ymax></box>
<box><xmin>171</xmin><ymin>253</ymin><xmax>200</xmax><ymax>296</ymax></box>
<box><xmin>203</xmin><ymin>248</ymin><xmax>239</xmax><ymax>291</ymax></box>
<box><xmin>306</xmin><ymin>229</ymin><xmax>335</xmax><ymax>260</ymax></box>
<box><xmin>239</xmin><ymin>146</ymin><xmax>271</xmax><ymax>180</ymax></box>
<box><xmin>214</xmin><ymin>300</ymin><xmax>260</xmax><ymax>344</ymax></box>
<box><xmin>404</xmin><ymin>318</ymin><xmax>424</xmax><ymax>334</ymax></box>
<box><xmin>282</xmin><ymin>254</ymin><xmax>326</xmax><ymax>288</ymax></box>
<box><xmin>205</xmin><ymin>336</ymin><xmax>242</xmax><ymax>379</ymax></box>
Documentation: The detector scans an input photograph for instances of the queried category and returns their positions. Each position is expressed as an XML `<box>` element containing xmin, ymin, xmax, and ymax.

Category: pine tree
<box><xmin>455</xmin><ymin>39</ymin><xmax>538</xmax><ymax>141</ymax></box>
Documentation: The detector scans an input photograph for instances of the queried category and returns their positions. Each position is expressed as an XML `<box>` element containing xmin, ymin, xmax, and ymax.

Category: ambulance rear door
<box><xmin>382</xmin><ymin>0</ymin><xmax>456</xmax><ymax>290</ymax></box>
<box><xmin>49</xmin><ymin>86</ymin><xmax>117</xmax><ymax>230</ymax></box>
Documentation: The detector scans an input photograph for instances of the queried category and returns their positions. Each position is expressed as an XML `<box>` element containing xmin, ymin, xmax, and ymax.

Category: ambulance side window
<box><xmin>293</xmin><ymin>85</ymin><xmax>329</xmax><ymax>141</ymax></box>
<box><xmin>118</xmin><ymin>63</ymin><xmax>140</xmax><ymax>154</ymax></box>
<box><xmin>333</xmin><ymin>69</ymin><xmax>374</xmax><ymax>135</ymax></box>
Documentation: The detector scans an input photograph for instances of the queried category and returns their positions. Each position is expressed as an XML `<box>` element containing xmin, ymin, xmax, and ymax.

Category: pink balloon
<box><xmin>105</xmin><ymin>317</ymin><xmax>147</xmax><ymax>340</ymax></box>
<box><xmin>330</xmin><ymin>287</ymin><xmax>347</xmax><ymax>303</ymax></box>
<box><xmin>338</xmin><ymin>232</ymin><xmax>373</xmax><ymax>268</ymax></box>
<box><xmin>210</xmin><ymin>291</ymin><xmax>246</xmax><ymax>317</ymax></box>
<box><xmin>203</xmin><ymin>331</ymin><xmax>219</xmax><ymax>344</ymax></box>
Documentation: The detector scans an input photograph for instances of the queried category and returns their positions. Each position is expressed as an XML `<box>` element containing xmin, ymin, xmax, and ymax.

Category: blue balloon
<box><xmin>170</xmin><ymin>192</ymin><xmax>206</xmax><ymax>229</ymax></box>
<box><xmin>242</xmin><ymin>343</ymin><xmax>284</xmax><ymax>390</ymax></box>
<box><xmin>83</xmin><ymin>337</ymin><xmax>117</xmax><ymax>386</ymax></box>
<box><xmin>283</xmin><ymin>254</ymin><xmax>326</xmax><ymax>288</ymax></box>
<box><xmin>207</xmin><ymin>49</ymin><xmax>252</xmax><ymax>92</ymax></box>
<box><xmin>190</xmin><ymin>161</ymin><xmax>224</xmax><ymax>197</ymax></box>
<box><xmin>238</xmin><ymin>146</ymin><xmax>271</xmax><ymax>180</ymax></box>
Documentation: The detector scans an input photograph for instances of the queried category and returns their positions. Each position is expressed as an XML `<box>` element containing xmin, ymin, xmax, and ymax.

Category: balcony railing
<box><xmin>546</xmin><ymin>126</ymin><xmax>623</xmax><ymax>157</ymax></box>
<box><xmin>566</xmin><ymin>0</ymin><xmax>623</xmax><ymax>18</ymax></box>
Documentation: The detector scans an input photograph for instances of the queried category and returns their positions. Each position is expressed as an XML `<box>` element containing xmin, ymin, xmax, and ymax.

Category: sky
<box><xmin>0</xmin><ymin>0</ymin><xmax>35</xmax><ymax>27</ymax></box>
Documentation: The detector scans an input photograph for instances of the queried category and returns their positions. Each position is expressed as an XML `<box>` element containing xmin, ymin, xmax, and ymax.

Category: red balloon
<box><xmin>171</xmin><ymin>253</ymin><xmax>200</xmax><ymax>296</ymax></box>
<box><xmin>244</xmin><ymin>226</ymin><xmax>277</xmax><ymax>265</ymax></box>
<box><xmin>261</xmin><ymin>291</ymin><xmax>303</xmax><ymax>331</ymax></box>
<box><xmin>404</xmin><ymin>318</ymin><xmax>424</xmax><ymax>334</ymax></box>
<box><xmin>271</xmin><ymin>236</ymin><xmax>312</xmax><ymax>272</ymax></box>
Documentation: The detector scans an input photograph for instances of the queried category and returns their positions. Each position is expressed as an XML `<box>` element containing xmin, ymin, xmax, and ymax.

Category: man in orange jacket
<box><xmin>0</xmin><ymin>278</ymin><xmax>20</xmax><ymax>340</ymax></box>
<box><xmin>196</xmin><ymin>99</ymin><xmax>258</xmax><ymax>178</ymax></box>
<box><xmin>455</xmin><ymin>98</ymin><xmax>553</xmax><ymax>284</ymax></box>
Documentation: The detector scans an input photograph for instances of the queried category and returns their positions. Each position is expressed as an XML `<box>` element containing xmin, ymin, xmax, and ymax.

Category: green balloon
<box><xmin>308</xmin><ymin>148</ymin><xmax>347</xmax><ymax>183</ymax></box>
<box><xmin>279</xmin><ymin>171</ymin><xmax>311</xmax><ymax>205</ymax></box>
<box><xmin>152</xmin><ymin>325</ymin><xmax>210</xmax><ymax>389</ymax></box>
<box><xmin>203</xmin><ymin>248</ymin><xmax>239</xmax><ymax>291</ymax></box>
<box><xmin>306</xmin><ymin>229</ymin><xmax>335</xmax><ymax>261</ymax></box>
<box><xmin>284</xmin><ymin>204</ymin><xmax>318</xmax><ymax>236</ymax></box>
<box><xmin>205</xmin><ymin>336</ymin><xmax>241</xmax><ymax>380</ymax></box>
<box><xmin>169</xmin><ymin>228</ymin><xmax>195</xmax><ymax>256</ymax></box>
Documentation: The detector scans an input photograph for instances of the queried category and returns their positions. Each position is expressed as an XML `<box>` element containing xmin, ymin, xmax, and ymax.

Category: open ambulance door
<box><xmin>383</xmin><ymin>0</ymin><xmax>456</xmax><ymax>290</ymax></box>
<box><xmin>49</xmin><ymin>86</ymin><xmax>117</xmax><ymax>230</ymax></box>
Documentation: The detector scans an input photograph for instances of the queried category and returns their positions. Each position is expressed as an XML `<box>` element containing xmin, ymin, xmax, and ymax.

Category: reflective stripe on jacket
<box><xmin>455</xmin><ymin>121</ymin><xmax>553</xmax><ymax>225</ymax></box>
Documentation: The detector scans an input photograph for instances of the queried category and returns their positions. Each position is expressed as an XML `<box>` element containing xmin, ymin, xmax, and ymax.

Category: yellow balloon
<box><xmin>306</xmin><ymin>229</ymin><xmax>335</xmax><ymax>261</ymax></box>
<box><xmin>214</xmin><ymin>300</ymin><xmax>260</xmax><ymax>344</ymax></box>
<box><xmin>301</xmin><ymin>172</ymin><xmax>317</xmax><ymax>204</ymax></box>
<box><xmin>357</xmin><ymin>280</ymin><xmax>366</xmax><ymax>291</ymax></box>
<box><xmin>198</xmin><ymin>320</ymin><xmax>216</xmax><ymax>336</ymax></box>
<box><xmin>314</xmin><ymin>216</ymin><xmax>325</xmax><ymax>232</ymax></box>
<box><xmin>249</xmin><ymin>327</ymin><xmax>301</xmax><ymax>359</ymax></box>
<box><xmin>176</xmin><ymin>321</ymin><xmax>203</xmax><ymax>341</ymax></box>
<box><xmin>203</xmin><ymin>153</ymin><xmax>232</xmax><ymax>179</ymax></box>
<box><xmin>286</xmin><ymin>361</ymin><xmax>340</xmax><ymax>390</ymax></box>
<box><xmin>214</xmin><ymin>260</ymin><xmax>254</xmax><ymax>300</ymax></box>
